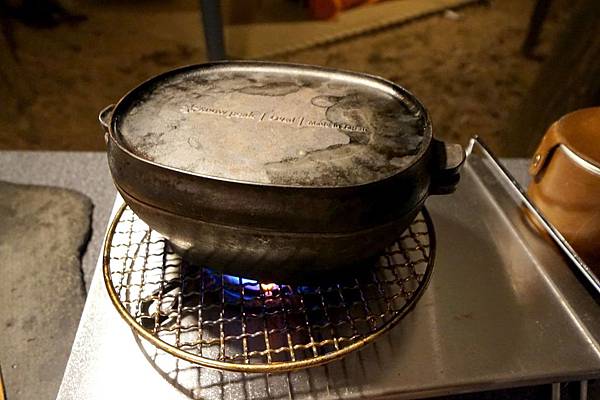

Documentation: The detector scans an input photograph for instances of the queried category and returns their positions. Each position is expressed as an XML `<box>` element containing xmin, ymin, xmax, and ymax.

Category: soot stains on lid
<box><xmin>116</xmin><ymin>64</ymin><xmax>428</xmax><ymax>187</ymax></box>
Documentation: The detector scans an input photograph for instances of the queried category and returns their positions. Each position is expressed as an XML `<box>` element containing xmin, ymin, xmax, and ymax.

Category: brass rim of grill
<box><xmin>103</xmin><ymin>204</ymin><xmax>435</xmax><ymax>373</ymax></box>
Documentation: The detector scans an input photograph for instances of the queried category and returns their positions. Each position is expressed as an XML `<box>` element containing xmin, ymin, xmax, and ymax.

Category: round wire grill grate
<box><xmin>103</xmin><ymin>204</ymin><xmax>435</xmax><ymax>373</ymax></box>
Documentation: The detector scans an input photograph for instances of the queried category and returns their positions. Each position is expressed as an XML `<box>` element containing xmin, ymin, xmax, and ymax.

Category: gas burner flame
<box><xmin>203</xmin><ymin>268</ymin><xmax>315</xmax><ymax>305</ymax></box>
<box><xmin>218</xmin><ymin>273</ymin><xmax>288</xmax><ymax>301</ymax></box>
<box><xmin>260</xmin><ymin>282</ymin><xmax>277</xmax><ymax>295</ymax></box>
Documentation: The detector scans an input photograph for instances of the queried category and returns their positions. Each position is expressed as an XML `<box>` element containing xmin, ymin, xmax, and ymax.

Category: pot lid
<box><xmin>114</xmin><ymin>62</ymin><xmax>430</xmax><ymax>187</ymax></box>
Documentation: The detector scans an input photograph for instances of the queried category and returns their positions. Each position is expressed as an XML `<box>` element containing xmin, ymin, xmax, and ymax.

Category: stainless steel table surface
<box><xmin>53</xmin><ymin>152</ymin><xmax>600</xmax><ymax>400</ymax></box>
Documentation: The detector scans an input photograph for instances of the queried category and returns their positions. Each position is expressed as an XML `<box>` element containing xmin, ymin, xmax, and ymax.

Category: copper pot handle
<box><xmin>529</xmin><ymin>122</ymin><xmax>564</xmax><ymax>178</ymax></box>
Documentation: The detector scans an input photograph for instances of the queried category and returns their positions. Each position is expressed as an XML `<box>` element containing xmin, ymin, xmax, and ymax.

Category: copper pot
<box><xmin>528</xmin><ymin>107</ymin><xmax>600</xmax><ymax>267</ymax></box>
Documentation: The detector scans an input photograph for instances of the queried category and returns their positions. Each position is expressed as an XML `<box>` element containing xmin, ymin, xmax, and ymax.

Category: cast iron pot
<box><xmin>100</xmin><ymin>61</ymin><xmax>464</xmax><ymax>283</ymax></box>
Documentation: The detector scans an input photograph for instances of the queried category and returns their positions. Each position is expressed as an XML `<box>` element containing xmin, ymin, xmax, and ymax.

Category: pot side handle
<box><xmin>430</xmin><ymin>139</ymin><xmax>465</xmax><ymax>195</ymax></box>
<box><xmin>528</xmin><ymin>121</ymin><xmax>562</xmax><ymax>178</ymax></box>
<box><xmin>98</xmin><ymin>104</ymin><xmax>115</xmax><ymax>144</ymax></box>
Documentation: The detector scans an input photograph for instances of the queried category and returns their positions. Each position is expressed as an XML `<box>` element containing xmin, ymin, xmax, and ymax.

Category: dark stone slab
<box><xmin>0</xmin><ymin>151</ymin><xmax>114</xmax><ymax>290</ymax></box>
<box><xmin>0</xmin><ymin>181</ymin><xmax>92</xmax><ymax>400</ymax></box>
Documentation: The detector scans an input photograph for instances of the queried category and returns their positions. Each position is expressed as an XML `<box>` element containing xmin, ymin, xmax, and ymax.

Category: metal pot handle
<box><xmin>99</xmin><ymin>104</ymin><xmax>115</xmax><ymax>144</ymax></box>
<box><xmin>430</xmin><ymin>139</ymin><xmax>465</xmax><ymax>195</ymax></box>
<box><xmin>529</xmin><ymin>121</ymin><xmax>562</xmax><ymax>178</ymax></box>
